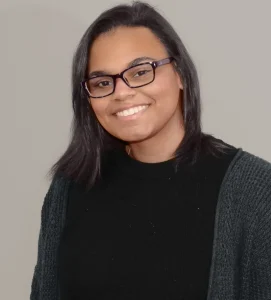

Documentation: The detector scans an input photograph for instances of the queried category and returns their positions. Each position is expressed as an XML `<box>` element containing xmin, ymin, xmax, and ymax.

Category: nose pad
<box><xmin>114</xmin><ymin>77</ymin><xmax>134</xmax><ymax>99</ymax></box>
<box><xmin>115</xmin><ymin>76</ymin><xmax>129</xmax><ymax>88</ymax></box>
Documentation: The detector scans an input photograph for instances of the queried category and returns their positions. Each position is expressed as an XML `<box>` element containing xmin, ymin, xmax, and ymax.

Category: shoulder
<box><xmin>222</xmin><ymin>149</ymin><xmax>271</xmax><ymax>192</ymax></box>
<box><xmin>44</xmin><ymin>172</ymin><xmax>72</xmax><ymax>206</ymax></box>
<box><xmin>41</xmin><ymin>173</ymin><xmax>72</xmax><ymax>227</ymax></box>
<box><xmin>220</xmin><ymin>149</ymin><xmax>271</xmax><ymax>220</ymax></box>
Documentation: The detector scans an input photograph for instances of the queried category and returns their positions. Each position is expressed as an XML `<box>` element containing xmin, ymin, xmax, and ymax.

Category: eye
<box><xmin>96</xmin><ymin>81</ymin><xmax>112</xmax><ymax>88</ymax></box>
<box><xmin>134</xmin><ymin>70</ymin><xmax>151</xmax><ymax>77</ymax></box>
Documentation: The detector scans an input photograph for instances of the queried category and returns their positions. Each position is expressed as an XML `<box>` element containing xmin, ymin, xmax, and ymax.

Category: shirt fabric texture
<box><xmin>58</xmin><ymin>146</ymin><xmax>238</xmax><ymax>299</ymax></box>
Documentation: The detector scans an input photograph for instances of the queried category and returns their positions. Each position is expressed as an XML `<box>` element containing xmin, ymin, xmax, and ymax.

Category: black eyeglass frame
<box><xmin>80</xmin><ymin>57</ymin><xmax>174</xmax><ymax>99</ymax></box>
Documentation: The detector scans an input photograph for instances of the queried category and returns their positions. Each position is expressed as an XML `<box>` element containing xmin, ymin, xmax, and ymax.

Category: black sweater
<box><xmin>58</xmin><ymin>145</ymin><xmax>238</xmax><ymax>300</ymax></box>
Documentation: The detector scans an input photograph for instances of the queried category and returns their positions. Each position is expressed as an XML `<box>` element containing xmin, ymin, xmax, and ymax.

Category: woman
<box><xmin>30</xmin><ymin>1</ymin><xmax>271</xmax><ymax>300</ymax></box>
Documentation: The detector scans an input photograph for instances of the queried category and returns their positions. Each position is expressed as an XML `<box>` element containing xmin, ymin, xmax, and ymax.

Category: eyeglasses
<box><xmin>81</xmin><ymin>57</ymin><xmax>174</xmax><ymax>98</ymax></box>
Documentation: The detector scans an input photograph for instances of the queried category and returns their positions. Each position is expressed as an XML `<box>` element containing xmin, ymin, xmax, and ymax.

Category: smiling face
<box><xmin>88</xmin><ymin>26</ymin><xmax>183</xmax><ymax>143</ymax></box>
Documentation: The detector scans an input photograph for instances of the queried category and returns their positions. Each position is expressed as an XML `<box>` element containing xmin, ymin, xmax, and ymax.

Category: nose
<box><xmin>113</xmin><ymin>77</ymin><xmax>136</xmax><ymax>100</ymax></box>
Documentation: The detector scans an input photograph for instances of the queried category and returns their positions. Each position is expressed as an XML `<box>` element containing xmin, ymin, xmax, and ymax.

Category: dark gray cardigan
<box><xmin>30</xmin><ymin>149</ymin><xmax>271</xmax><ymax>300</ymax></box>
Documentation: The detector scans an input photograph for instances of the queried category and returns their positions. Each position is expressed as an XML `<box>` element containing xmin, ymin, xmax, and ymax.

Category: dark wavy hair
<box><xmin>49</xmin><ymin>1</ymin><xmax>231</xmax><ymax>191</ymax></box>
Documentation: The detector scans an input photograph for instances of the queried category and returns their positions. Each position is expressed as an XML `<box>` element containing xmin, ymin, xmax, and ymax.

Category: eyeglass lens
<box><xmin>86</xmin><ymin>63</ymin><xmax>154</xmax><ymax>98</ymax></box>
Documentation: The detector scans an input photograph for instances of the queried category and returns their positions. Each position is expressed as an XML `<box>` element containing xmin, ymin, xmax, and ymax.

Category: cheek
<box><xmin>89</xmin><ymin>100</ymin><xmax>110</xmax><ymax>125</ymax></box>
<box><xmin>144</xmin><ymin>76</ymin><xmax>181</xmax><ymax>111</ymax></box>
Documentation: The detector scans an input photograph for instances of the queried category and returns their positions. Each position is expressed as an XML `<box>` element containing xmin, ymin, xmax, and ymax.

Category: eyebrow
<box><xmin>87</xmin><ymin>56</ymin><xmax>156</xmax><ymax>78</ymax></box>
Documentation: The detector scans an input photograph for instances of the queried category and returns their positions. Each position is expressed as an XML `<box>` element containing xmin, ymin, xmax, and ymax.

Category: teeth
<box><xmin>116</xmin><ymin>105</ymin><xmax>149</xmax><ymax>117</ymax></box>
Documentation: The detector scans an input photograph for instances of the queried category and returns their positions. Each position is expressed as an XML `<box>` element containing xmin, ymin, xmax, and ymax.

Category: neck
<box><xmin>127</xmin><ymin>112</ymin><xmax>185</xmax><ymax>163</ymax></box>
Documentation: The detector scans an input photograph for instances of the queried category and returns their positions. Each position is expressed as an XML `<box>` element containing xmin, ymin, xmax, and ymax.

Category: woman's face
<box><xmin>88</xmin><ymin>26</ymin><xmax>183</xmax><ymax>143</ymax></box>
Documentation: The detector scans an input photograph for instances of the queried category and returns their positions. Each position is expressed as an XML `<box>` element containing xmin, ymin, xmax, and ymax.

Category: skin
<box><xmin>88</xmin><ymin>26</ymin><xmax>185</xmax><ymax>163</ymax></box>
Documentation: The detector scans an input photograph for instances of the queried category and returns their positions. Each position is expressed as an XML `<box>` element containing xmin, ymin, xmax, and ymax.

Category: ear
<box><xmin>173</xmin><ymin>61</ymin><xmax>183</xmax><ymax>90</ymax></box>
<box><xmin>176</xmin><ymin>73</ymin><xmax>183</xmax><ymax>90</ymax></box>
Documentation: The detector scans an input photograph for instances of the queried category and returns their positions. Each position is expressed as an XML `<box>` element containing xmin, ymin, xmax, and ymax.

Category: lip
<box><xmin>113</xmin><ymin>104</ymin><xmax>151</xmax><ymax>115</ymax></box>
<box><xmin>114</xmin><ymin>104</ymin><xmax>151</xmax><ymax>121</ymax></box>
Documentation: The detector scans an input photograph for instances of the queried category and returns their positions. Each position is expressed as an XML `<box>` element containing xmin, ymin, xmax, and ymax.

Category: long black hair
<box><xmin>49</xmin><ymin>1</ymin><xmax>231</xmax><ymax>191</ymax></box>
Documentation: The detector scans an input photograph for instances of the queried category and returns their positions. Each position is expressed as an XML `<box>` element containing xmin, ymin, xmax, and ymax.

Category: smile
<box><xmin>115</xmin><ymin>105</ymin><xmax>149</xmax><ymax>117</ymax></box>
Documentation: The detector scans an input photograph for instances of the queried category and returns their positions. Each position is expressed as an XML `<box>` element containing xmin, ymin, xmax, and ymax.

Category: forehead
<box><xmin>88</xmin><ymin>26</ymin><xmax>168</xmax><ymax>73</ymax></box>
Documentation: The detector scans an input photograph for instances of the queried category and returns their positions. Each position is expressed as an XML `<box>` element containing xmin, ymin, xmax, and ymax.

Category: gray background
<box><xmin>1</xmin><ymin>0</ymin><xmax>271</xmax><ymax>299</ymax></box>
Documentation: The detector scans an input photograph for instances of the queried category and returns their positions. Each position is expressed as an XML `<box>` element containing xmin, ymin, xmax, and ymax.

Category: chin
<box><xmin>114</xmin><ymin>129</ymin><xmax>153</xmax><ymax>144</ymax></box>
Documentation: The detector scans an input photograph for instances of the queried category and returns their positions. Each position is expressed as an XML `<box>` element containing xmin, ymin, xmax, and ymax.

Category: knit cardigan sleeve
<box><xmin>232</xmin><ymin>151</ymin><xmax>271</xmax><ymax>299</ymax></box>
<box><xmin>30</xmin><ymin>174</ymin><xmax>71</xmax><ymax>300</ymax></box>
<box><xmin>30</xmin><ymin>178</ymin><xmax>55</xmax><ymax>299</ymax></box>
<box><xmin>206</xmin><ymin>150</ymin><xmax>271</xmax><ymax>300</ymax></box>
<box><xmin>250</xmin><ymin>177</ymin><xmax>271</xmax><ymax>298</ymax></box>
